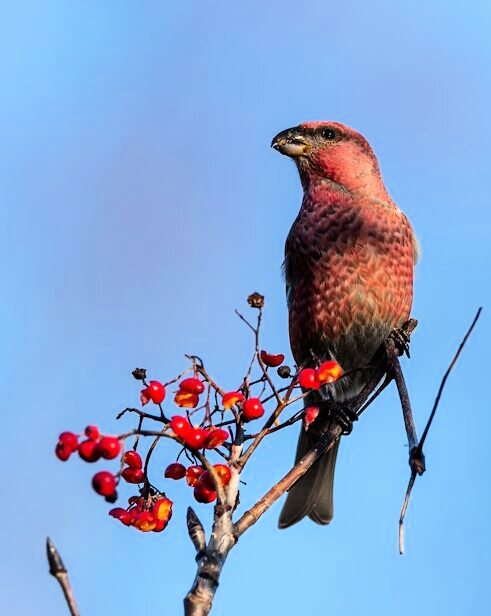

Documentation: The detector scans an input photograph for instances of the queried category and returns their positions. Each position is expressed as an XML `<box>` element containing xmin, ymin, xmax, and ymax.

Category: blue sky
<box><xmin>2</xmin><ymin>2</ymin><xmax>490</xmax><ymax>614</ymax></box>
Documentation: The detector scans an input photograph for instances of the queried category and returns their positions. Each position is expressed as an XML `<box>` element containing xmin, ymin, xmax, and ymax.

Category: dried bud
<box><xmin>132</xmin><ymin>368</ymin><xmax>147</xmax><ymax>381</ymax></box>
<box><xmin>247</xmin><ymin>292</ymin><xmax>264</xmax><ymax>309</ymax></box>
<box><xmin>277</xmin><ymin>365</ymin><xmax>292</xmax><ymax>379</ymax></box>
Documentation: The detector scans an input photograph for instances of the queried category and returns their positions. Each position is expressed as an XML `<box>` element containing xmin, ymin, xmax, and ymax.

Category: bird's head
<box><xmin>272</xmin><ymin>121</ymin><xmax>382</xmax><ymax>194</ymax></box>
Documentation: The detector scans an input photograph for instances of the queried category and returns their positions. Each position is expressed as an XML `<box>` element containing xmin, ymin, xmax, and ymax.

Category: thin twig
<box><xmin>46</xmin><ymin>537</ymin><xmax>80</xmax><ymax>616</ymax></box>
<box><xmin>238</xmin><ymin>375</ymin><xmax>299</xmax><ymax>468</ymax></box>
<box><xmin>234</xmin><ymin>308</ymin><xmax>256</xmax><ymax>333</ymax></box>
<box><xmin>398</xmin><ymin>308</ymin><xmax>482</xmax><ymax>554</ymax></box>
<box><xmin>418</xmin><ymin>308</ymin><xmax>482</xmax><ymax>451</ymax></box>
<box><xmin>116</xmin><ymin>407</ymin><xmax>166</xmax><ymax>423</ymax></box>
<box><xmin>398</xmin><ymin>471</ymin><xmax>416</xmax><ymax>554</ymax></box>
<box><xmin>242</xmin><ymin>410</ymin><xmax>304</xmax><ymax>440</ymax></box>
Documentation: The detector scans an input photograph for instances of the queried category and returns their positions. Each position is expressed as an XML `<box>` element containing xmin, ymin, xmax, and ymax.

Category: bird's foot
<box><xmin>409</xmin><ymin>446</ymin><xmax>426</xmax><ymax>476</ymax></box>
<box><xmin>332</xmin><ymin>403</ymin><xmax>359</xmax><ymax>435</ymax></box>
<box><xmin>387</xmin><ymin>319</ymin><xmax>418</xmax><ymax>358</ymax></box>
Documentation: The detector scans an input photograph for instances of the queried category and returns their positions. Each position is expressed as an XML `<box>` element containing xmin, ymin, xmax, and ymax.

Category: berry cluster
<box><xmin>110</xmin><ymin>493</ymin><xmax>173</xmax><ymax>532</ymax></box>
<box><xmin>55</xmin><ymin>329</ymin><xmax>343</xmax><ymax>539</ymax></box>
<box><xmin>165</xmin><ymin>462</ymin><xmax>232</xmax><ymax>504</ymax></box>
<box><xmin>170</xmin><ymin>415</ymin><xmax>229</xmax><ymax>450</ymax></box>
<box><xmin>55</xmin><ymin>426</ymin><xmax>121</xmax><ymax>463</ymax></box>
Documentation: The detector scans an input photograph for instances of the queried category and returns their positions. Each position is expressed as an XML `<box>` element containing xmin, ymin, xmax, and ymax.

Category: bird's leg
<box><xmin>386</xmin><ymin>318</ymin><xmax>418</xmax><ymax>358</ymax></box>
<box><xmin>330</xmin><ymin>402</ymin><xmax>359</xmax><ymax>435</ymax></box>
<box><xmin>385</xmin><ymin>331</ymin><xmax>425</xmax><ymax>476</ymax></box>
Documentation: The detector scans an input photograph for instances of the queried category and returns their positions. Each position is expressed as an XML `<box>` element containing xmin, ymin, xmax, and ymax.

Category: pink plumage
<box><xmin>273</xmin><ymin>121</ymin><xmax>417</xmax><ymax>527</ymax></box>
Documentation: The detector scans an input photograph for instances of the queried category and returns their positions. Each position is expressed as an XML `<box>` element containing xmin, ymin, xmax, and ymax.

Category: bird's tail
<box><xmin>278</xmin><ymin>410</ymin><xmax>340</xmax><ymax>529</ymax></box>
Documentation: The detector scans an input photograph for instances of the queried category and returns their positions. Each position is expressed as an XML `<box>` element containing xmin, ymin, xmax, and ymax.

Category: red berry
<box><xmin>78</xmin><ymin>439</ymin><xmax>101</xmax><ymax>463</ymax></box>
<box><xmin>317</xmin><ymin>360</ymin><xmax>343</xmax><ymax>384</ymax></box>
<box><xmin>169</xmin><ymin>415</ymin><xmax>191</xmax><ymax>437</ymax></box>
<box><xmin>179</xmin><ymin>377</ymin><xmax>205</xmax><ymax>394</ymax></box>
<box><xmin>164</xmin><ymin>462</ymin><xmax>186</xmax><ymax>480</ymax></box>
<box><xmin>174</xmin><ymin>390</ymin><xmax>199</xmax><ymax>408</ymax></box>
<box><xmin>222</xmin><ymin>391</ymin><xmax>244</xmax><ymax>409</ymax></box>
<box><xmin>55</xmin><ymin>442</ymin><xmax>71</xmax><ymax>461</ymax></box>
<box><xmin>92</xmin><ymin>471</ymin><xmax>116</xmax><ymax>497</ymax></box>
<box><xmin>153</xmin><ymin>497</ymin><xmax>173</xmax><ymax>522</ymax></box>
<box><xmin>303</xmin><ymin>405</ymin><xmax>320</xmax><ymax>430</ymax></box>
<box><xmin>109</xmin><ymin>507</ymin><xmax>132</xmax><ymax>526</ymax></box>
<box><xmin>183</xmin><ymin>427</ymin><xmax>208</xmax><ymax>450</ymax></box>
<box><xmin>128</xmin><ymin>508</ymin><xmax>140</xmax><ymax>524</ymax></box>
<box><xmin>298</xmin><ymin>368</ymin><xmax>321</xmax><ymax>390</ymax></box>
<box><xmin>85</xmin><ymin>425</ymin><xmax>100</xmax><ymax>440</ymax></box>
<box><xmin>140</xmin><ymin>380</ymin><xmax>166</xmax><ymax>405</ymax></box>
<box><xmin>58</xmin><ymin>432</ymin><xmax>79</xmax><ymax>452</ymax></box>
<box><xmin>242</xmin><ymin>397</ymin><xmax>265</xmax><ymax>420</ymax></box>
<box><xmin>198</xmin><ymin>470</ymin><xmax>215</xmax><ymax>491</ymax></box>
<box><xmin>99</xmin><ymin>436</ymin><xmax>121</xmax><ymax>460</ymax></box>
<box><xmin>121</xmin><ymin>467</ymin><xmax>145</xmax><ymax>484</ymax></box>
<box><xmin>152</xmin><ymin>518</ymin><xmax>170</xmax><ymax>533</ymax></box>
<box><xmin>213</xmin><ymin>464</ymin><xmax>232</xmax><ymax>486</ymax></box>
<box><xmin>122</xmin><ymin>450</ymin><xmax>142</xmax><ymax>469</ymax></box>
<box><xmin>260</xmin><ymin>350</ymin><xmax>285</xmax><ymax>367</ymax></box>
<box><xmin>194</xmin><ymin>484</ymin><xmax>217</xmax><ymax>504</ymax></box>
<box><xmin>185</xmin><ymin>465</ymin><xmax>204</xmax><ymax>487</ymax></box>
<box><xmin>133</xmin><ymin>511</ymin><xmax>156</xmax><ymax>532</ymax></box>
<box><xmin>198</xmin><ymin>466</ymin><xmax>231</xmax><ymax>491</ymax></box>
<box><xmin>204</xmin><ymin>428</ymin><xmax>229</xmax><ymax>449</ymax></box>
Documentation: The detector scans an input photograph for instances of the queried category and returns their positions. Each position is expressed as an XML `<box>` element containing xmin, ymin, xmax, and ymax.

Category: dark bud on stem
<box><xmin>277</xmin><ymin>365</ymin><xmax>291</xmax><ymax>379</ymax></box>
<box><xmin>46</xmin><ymin>537</ymin><xmax>67</xmax><ymax>576</ymax></box>
<box><xmin>247</xmin><ymin>292</ymin><xmax>264</xmax><ymax>309</ymax></box>
<box><xmin>132</xmin><ymin>368</ymin><xmax>147</xmax><ymax>381</ymax></box>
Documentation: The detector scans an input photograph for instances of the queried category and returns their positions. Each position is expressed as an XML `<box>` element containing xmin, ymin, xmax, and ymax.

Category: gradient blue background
<box><xmin>2</xmin><ymin>2</ymin><xmax>490</xmax><ymax>614</ymax></box>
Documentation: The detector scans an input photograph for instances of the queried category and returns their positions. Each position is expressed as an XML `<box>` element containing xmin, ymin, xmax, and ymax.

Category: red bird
<box><xmin>272</xmin><ymin>121</ymin><xmax>418</xmax><ymax>528</ymax></box>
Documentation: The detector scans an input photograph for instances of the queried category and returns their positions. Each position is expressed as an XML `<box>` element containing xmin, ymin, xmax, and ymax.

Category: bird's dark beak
<box><xmin>271</xmin><ymin>128</ymin><xmax>309</xmax><ymax>158</ymax></box>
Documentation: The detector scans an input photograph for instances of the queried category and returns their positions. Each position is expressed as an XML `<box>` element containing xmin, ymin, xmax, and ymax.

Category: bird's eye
<box><xmin>322</xmin><ymin>128</ymin><xmax>337</xmax><ymax>140</ymax></box>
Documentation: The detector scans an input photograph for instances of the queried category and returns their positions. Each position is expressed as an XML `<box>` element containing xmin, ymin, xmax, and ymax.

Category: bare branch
<box><xmin>418</xmin><ymin>307</ymin><xmax>481</xmax><ymax>451</ymax></box>
<box><xmin>46</xmin><ymin>537</ymin><xmax>80</xmax><ymax>616</ymax></box>
<box><xmin>398</xmin><ymin>308</ymin><xmax>482</xmax><ymax>554</ymax></box>
<box><xmin>398</xmin><ymin>471</ymin><xmax>416</xmax><ymax>554</ymax></box>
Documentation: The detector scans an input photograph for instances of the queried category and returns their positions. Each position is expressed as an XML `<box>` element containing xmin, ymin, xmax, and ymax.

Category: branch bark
<box><xmin>46</xmin><ymin>537</ymin><xmax>80</xmax><ymax>616</ymax></box>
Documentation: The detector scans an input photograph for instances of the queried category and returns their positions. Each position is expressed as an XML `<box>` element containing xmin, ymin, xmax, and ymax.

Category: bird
<box><xmin>272</xmin><ymin>121</ymin><xmax>418</xmax><ymax>528</ymax></box>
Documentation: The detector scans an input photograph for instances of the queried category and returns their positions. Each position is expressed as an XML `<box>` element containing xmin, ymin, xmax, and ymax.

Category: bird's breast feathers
<box><xmin>285</xmin><ymin>195</ymin><xmax>415</xmax><ymax>371</ymax></box>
